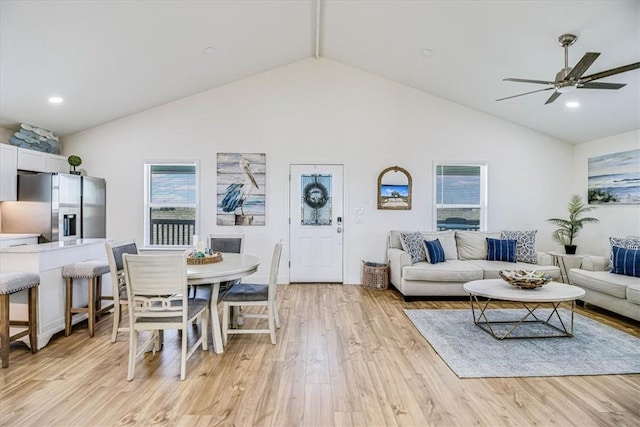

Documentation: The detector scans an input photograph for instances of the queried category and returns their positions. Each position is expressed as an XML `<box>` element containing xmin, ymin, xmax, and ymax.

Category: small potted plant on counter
<box><xmin>547</xmin><ymin>194</ymin><xmax>598</xmax><ymax>254</ymax></box>
<box><xmin>68</xmin><ymin>155</ymin><xmax>82</xmax><ymax>175</ymax></box>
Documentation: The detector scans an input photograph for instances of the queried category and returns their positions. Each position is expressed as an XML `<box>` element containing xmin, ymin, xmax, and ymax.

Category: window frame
<box><xmin>433</xmin><ymin>161</ymin><xmax>488</xmax><ymax>232</ymax></box>
<box><xmin>143</xmin><ymin>160</ymin><xmax>200</xmax><ymax>248</ymax></box>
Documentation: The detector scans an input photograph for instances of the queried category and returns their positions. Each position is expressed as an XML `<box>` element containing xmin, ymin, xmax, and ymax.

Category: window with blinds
<box><xmin>434</xmin><ymin>163</ymin><xmax>487</xmax><ymax>231</ymax></box>
<box><xmin>144</xmin><ymin>163</ymin><xmax>198</xmax><ymax>246</ymax></box>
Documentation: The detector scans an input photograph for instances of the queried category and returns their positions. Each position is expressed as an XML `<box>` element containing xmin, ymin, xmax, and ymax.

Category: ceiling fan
<box><xmin>496</xmin><ymin>33</ymin><xmax>640</xmax><ymax>104</ymax></box>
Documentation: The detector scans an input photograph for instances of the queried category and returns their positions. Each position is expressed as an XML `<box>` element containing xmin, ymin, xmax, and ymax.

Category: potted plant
<box><xmin>68</xmin><ymin>155</ymin><xmax>82</xmax><ymax>175</ymax></box>
<box><xmin>547</xmin><ymin>194</ymin><xmax>598</xmax><ymax>254</ymax></box>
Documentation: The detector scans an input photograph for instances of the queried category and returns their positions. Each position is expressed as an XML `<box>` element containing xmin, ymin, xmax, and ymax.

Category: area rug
<box><xmin>404</xmin><ymin>308</ymin><xmax>640</xmax><ymax>378</ymax></box>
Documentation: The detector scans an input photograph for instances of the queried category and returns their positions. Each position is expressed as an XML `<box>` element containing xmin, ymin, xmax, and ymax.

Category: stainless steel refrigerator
<box><xmin>1</xmin><ymin>173</ymin><xmax>106</xmax><ymax>243</ymax></box>
<box><xmin>80</xmin><ymin>176</ymin><xmax>106</xmax><ymax>238</ymax></box>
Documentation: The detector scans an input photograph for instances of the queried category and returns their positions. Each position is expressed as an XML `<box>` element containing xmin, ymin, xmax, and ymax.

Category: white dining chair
<box><xmin>123</xmin><ymin>253</ymin><xmax>209</xmax><ymax>381</ymax></box>
<box><xmin>105</xmin><ymin>240</ymin><xmax>138</xmax><ymax>343</ymax></box>
<box><xmin>221</xmin><ymin>240</ymin><xmax>283</xmax><ymax>345</ymax></box>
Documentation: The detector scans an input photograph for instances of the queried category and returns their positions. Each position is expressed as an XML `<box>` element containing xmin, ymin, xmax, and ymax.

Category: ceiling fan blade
<box><xmin>565</xmin><ymin>52</ymin><xmax>600</xmax><ymax>80</ymax></box>
<box><xmin>503</xmin><ymin>78</ymin><xmax>555</xmax><ymax>85</ymax></box>
<box><xmin>544</xmin><ymin>91</ymin><xmax>562</xmax><ymax>105</ymax></box>
<box><xmin>579</xmin><ymin>82</ymin><xmax>626</xmax><ymax>89</ymax></box>
<box><xmin>495</xmin><ymin>87</ymin><xmax>553</xmax><ymax>102</ymax></box>
<box><xmin>581</xmin><ymin>62</ymin><xmax>640</xmax><ymax>82</ymax></box>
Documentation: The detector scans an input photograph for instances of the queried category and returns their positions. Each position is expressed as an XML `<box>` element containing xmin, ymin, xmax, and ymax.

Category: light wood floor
<box><xmin>1</xmin><ymin>284</ymin><xmax>639</xmax><ymax>426</ymax></box>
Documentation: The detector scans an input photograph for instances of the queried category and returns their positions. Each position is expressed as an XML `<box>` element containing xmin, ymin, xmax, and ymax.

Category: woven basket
<box><xmin>187</xmin><ymin>252</ymin><xmax>223</xmax><ymax>265</ymax></box>
<box><xmin>362</xmin><ymin>260</ymin><xmax>389</xmax><ymax>290</ymax></box>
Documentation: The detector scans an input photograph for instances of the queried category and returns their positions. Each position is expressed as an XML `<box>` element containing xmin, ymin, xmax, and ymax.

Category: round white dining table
<box><xmin>187</xmin><ymin>253</ymin><xmax>259</xmax><ymax>354</ymax></box>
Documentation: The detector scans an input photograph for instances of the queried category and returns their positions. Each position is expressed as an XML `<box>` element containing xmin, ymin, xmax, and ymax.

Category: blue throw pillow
<box><xmin>486</xmin><ymin>238</ymin><xmax>517</xmax><ymax>263</ymax></box>
<box><xmin>424</xmin><ymin>239</ymin><xmax>446</xmax><ymax>264</ymax></box>
<box><xmin>612</xmin><ymin>245</ymin><xmax>640</xmax><ymax>277</ymax></box>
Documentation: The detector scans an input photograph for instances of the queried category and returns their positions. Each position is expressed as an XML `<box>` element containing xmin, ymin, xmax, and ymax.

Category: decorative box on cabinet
<box><xmin>0</xmin><ymin>144</ymin><xmax>18</xmax><ymax>201</ymax></box>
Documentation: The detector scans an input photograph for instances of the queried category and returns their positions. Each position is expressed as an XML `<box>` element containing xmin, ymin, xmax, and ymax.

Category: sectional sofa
<box><xmin>568</xmin><ymin>252</ymin><xmax>640</xmax><ymax>322</ymax></box>
<box><xmin>387</xmin><ymin>230</ymin><xmax>561</xmax><ymax>298</ymax></box>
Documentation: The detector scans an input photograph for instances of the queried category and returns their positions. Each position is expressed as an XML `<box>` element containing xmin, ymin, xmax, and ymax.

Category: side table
<box><xmin>548</xmin><ymin>251</ymin><xmax>588</xmax><ymax>284</ymax></box>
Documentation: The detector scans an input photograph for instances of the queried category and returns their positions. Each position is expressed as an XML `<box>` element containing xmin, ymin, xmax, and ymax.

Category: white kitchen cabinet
<box><xmin>17</xmin><ymin>147</ymin><xmax>47</xmax><ymax>172</ymax></box>
<box><xmin>46</xmin><ymin>153</ymin><xmax>69</xmax><ymax>173</ymax></box>
<box><xmin>0</xmin><ymin>144</ymin><xmax>18</xmax><ymax>200</ymax></box>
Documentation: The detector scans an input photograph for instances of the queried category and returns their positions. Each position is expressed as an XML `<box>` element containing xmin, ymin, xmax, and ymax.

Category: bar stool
<box><xmin>0</xmin><ymin>272</ymin><xmax>40</xmax><ymax>368</ymax></box>
<box><xmin>62</xmin><ymin>259</ymin><xmax>112</xmax><ymax>337</ymax></box>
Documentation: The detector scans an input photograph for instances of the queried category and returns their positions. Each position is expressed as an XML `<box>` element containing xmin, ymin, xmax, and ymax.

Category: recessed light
<box><xmin>203</xmin><ymin>46</ymin><xmax>215</xmax><ymax>55</ymax></box>
<box><xmin>48</xmin><ymin>96</ymin><xmax>64</xmax><ymax>104</ymax></box>
<box><xmin>421</xmin><ymin>48</ymin><xmax>434</xmax><ymax>57</ymax></box>
<box><xmin>565</xmin><ymin>101</ymin><xmax>580</xmax><ymax>108</ymax></box>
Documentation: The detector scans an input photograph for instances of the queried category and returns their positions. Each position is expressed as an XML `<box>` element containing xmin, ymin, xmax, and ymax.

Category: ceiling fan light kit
<box><xmin>496</xmin><ymin>33</ymin><xmax>640</xmax><ymax>104</ymax></box>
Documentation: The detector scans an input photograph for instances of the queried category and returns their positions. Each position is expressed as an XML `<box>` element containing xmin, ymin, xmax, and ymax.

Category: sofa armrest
<box><xmin>387</xmin><ymin>247</ymin><xmax>411</xmax><ymax>286</ymax></box>
<box><xmin>580</xmin><ymin>255</ymin><xmax>609</xmax><ymax>271</ymax></box>
<box><xmin>536</xmin><ymin>251</ymin><xmax>553</xmax><ymax>265</ymax></box>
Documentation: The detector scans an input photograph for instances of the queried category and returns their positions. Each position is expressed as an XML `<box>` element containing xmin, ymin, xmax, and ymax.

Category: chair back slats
<box><xmin>123</xmin><ymin>254</ymin><xmax>188</xmax><ymax>320</ymax></box>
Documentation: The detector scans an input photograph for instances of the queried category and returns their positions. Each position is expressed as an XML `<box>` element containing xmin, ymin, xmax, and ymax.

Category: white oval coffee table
<box><xmin>463</xmin><ymin>279</ymin><xmax>586</xmax><ymax>340</ymax></box>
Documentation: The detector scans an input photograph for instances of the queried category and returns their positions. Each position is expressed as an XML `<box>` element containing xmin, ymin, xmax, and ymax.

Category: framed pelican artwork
<box><xmin>217</xmin><ymin>153</ymin><xmax>266</xmax><ymax>225</ymax></box>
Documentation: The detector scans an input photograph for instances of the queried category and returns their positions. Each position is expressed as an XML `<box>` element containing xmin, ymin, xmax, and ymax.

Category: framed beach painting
<box><xmin>217</xmin><ymin>153</ymin><xmax>266</xmax><ymax>225</ymax></box>
<box><xmin>588</xmin><ymin>149</ymin><xmax>640</xmax><ymax>205</ymax></box>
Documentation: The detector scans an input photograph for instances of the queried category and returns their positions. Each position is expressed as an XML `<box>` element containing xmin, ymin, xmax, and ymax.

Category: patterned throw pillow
<box><xmin>424</xmin><ymin>239</ymin><xmax>445</xmax><ymax>264</ymax></box>
<box><xmin>400</xmin><ymin>232</ymin><xmax>427</xmax><ymax>264</ymax></box>
<box><xmin>609</xmin><ymin>237</ymin><xmax>640</xmax><ymax>270</ymax></box>
<box><xmin>501</xmin><ymin>230</ymin><xmax>537</xmax><ymax>264</ymax></box>
<box><xmin>611</xmin><ymin>246</ymin><xmax>640</xmax><ymax>277</ymax></box>
<box><xmin>486</xmin><ymin>238</ymin><xmax>517</xmax><ymax>262</ymax></box>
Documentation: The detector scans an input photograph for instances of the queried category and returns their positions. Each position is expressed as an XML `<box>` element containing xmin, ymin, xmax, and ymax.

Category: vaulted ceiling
<box><xmin>1</xmin><ymin>1</ymin><xmax>638</xmax><ymax>143</ymax></box>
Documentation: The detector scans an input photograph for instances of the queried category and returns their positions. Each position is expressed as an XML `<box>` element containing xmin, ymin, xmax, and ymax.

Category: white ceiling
<box><xmin>1</xmin><ymin>1</ymin><xmax>639</xmax><ymax>144</ymax></box>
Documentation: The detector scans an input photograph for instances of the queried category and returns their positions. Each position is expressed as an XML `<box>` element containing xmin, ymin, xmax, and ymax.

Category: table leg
<box><xmin>209</xmin><ymin>282</ymin><xmax>224</xmax><ymax>354</ymax></box>
<box><xmin>558</xmin><ymin>257</ymin><xmax>568</xmax><ymax>283</ymax></box>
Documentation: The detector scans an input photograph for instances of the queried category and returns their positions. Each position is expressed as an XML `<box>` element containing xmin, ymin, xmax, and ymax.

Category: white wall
<box><xmin>572</xmin><ymin>130</ymin><xmax>640</xmax><ymax>255</ymax></box>
<box><xmin>63</xmin><ymin>58</ymin><xmax>574</xmax><ymax>283</ymax></box>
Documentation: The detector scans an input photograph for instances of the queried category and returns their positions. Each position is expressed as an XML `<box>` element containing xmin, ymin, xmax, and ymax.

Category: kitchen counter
<box><xmin>0</xmin><ymin>233</ymin><xmax>41</xmax><ymax>240</ymax></box>
<box><xmin>0</xmin><ymin>238</ymin><xmax>110</xmax><ymax>349</ymax></box>
<box><xmin>0</xmin><ymin>233</ymin><xmax>40</xmax><ymax>249</ymax></box>
<box><xmin>0</xmin><ymin>238</ymin><xmax>107</xmax><ymax>253</ymax></box>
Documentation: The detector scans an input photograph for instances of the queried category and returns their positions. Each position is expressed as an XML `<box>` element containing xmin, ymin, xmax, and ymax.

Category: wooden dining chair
<box><xmin>123</xmin><ymin>253</ymin><xmax>209</xmax><ymax>381</ymax></box>
<box><xmin>105</xmin><ymin>240</ymin><xmax>138</xmax><ymax>343</ymax></box>
<box><xmin>221</xmin><ymin>240</ymin><xmax>283</xmax><ymax>345</ymax></box>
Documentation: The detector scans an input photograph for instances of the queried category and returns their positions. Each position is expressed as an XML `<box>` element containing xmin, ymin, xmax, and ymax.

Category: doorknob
<box><xmin>337</xmin><ymin>226</ymin><xmax>342</xmax><ymax>233</ymax></box>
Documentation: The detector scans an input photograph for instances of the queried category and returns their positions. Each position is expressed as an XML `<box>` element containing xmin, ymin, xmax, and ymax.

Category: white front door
<box><xmin>289</xmin><ymin>164</ymin><xmax>343</xmax><ymax>283</ymax></box>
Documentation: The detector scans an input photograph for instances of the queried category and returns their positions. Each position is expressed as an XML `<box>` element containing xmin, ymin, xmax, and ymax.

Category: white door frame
<box><xmin>288</xmin><ymin>162</ymin><xmax>346</xmax><ymax>284</ymax></box>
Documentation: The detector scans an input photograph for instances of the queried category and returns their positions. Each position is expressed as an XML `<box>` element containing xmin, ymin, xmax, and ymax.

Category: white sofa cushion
<box><xmin>627</xmin><ymin>285</ymin><xmax>640</xmax><ymax>305</ymax></box>
<box><xmin>421</xmin><ymin>231</ymin><xmax>458</xmax><ymax>260</ymax></box>
<box><xmin>467</xmin><ymin>260</ymin><xmax>561</xmax><ymax>280</ymax></box>
<box><xmin>455</xmin><ymin>231</ymin><xmax>501</xmax><ymax>260</ymax></box>
<box><xmin>568</xmin><ymin>268</ymin><xmax>639</xmax><ymax>299</ymax></box>
<box><xmin>403</xmin><ymin>260</ymin><xmax>483</xmax><ymax>282</ymax></box>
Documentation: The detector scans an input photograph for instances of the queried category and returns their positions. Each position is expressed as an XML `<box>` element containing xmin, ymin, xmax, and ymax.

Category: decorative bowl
<box><xmin>499</xmin><ymin>270</ymin><xmax>552</xmax><ymax>289</ymax></box>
